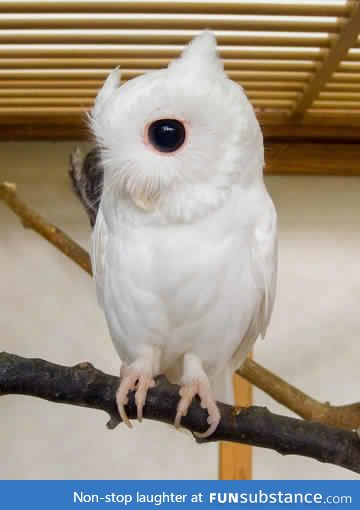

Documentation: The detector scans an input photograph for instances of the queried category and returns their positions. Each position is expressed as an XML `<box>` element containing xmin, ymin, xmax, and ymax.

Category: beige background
<box><xmin>0</xmin><ymin>142</ymin><xmax>358</xmax><ymax>479</ymax></box>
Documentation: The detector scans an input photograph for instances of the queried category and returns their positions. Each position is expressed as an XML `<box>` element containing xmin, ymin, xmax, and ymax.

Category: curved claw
<box><xmin>194</xmin><ymin>381</ymin><xmax>221</xmax><ymax>437</ymax></box>
<box><xmin>116</xmin><ymin>400</ymin><xmax>133</xmax><ymax>429</ymax></box>
<box><xmin>193</xmin><ymin>413</ymin><xmax>221</xmax><ymax>439</ymax></box>
<box><xmin>116</xmin><ymin>369</ymin><xmax>155</xmax><ymax>426</ymax></box>
<box><xmin>174</xmin><ymin>403</ymin><xmax>187</xmax><ymax>429</ymax></box>
<box><xmin>115</xmin><ymin>371</ymin><xmax>138</xmax><ymax>428</ymax></box>
<box><xmin>135</xmin><ymin>375</ymin><xmax>155</xmax><ymax>423</ymax></box>
<box><xmin>175</xmin><ymin>383</ymin><xmax>198</xmax><ymax>429</ymax></box>
<box><xmin>136</xmin><ymin>402</ymin><xmax>144</xmax><ymax>422</ymax></box>
<box><xmin>115</xmin><ymin>389</ymin><xmax>133</xmax><ymax>428</ymax></box>
<box><xmin>174</xmin><ymin>380</ymin><xmax>221</xmax><ymax>438</ymax></box>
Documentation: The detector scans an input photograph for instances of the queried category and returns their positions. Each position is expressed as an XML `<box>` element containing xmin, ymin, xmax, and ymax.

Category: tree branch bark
<box><xmin>0</xmin><ymin>351</ymin><xmax>359</xmax><ymax>474</ymax></box>
<box><xmin>1</xmin><ymin>180</ymin><xmax>359</xmax><ymax>434</ymax></box>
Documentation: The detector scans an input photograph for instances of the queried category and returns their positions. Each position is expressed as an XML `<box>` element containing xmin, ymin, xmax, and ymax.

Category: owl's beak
<box><xmin>128</xmin><ymin>188</ymin><xmax>159</xmax><ymax>212</ymax></box>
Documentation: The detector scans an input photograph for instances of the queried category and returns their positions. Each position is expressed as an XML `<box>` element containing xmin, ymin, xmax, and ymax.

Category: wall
<box><xmin>0</xmin><ymin>142</ymin><xmax>358</xmax><ymax>480</ymax></box>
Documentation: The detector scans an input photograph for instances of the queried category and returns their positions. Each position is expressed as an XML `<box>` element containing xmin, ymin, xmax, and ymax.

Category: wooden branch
<box><xmin>238</xmin><ymin>360</ymin><xmax>360</xmax><ymax>432</ymax></box>
<box><xmin>0</xmin><ymin>181</ymin><xmax>91</xmax><ymax>274</ymax></box>
<box><xmin>1</xmin><ymin>181</ymin><xmax>359</xmax><ymax>434</ymax></box>
<box><xmin>0</xmin><ymin>352</ymin><xmax>359</xmax><ymax>474</ymax></box>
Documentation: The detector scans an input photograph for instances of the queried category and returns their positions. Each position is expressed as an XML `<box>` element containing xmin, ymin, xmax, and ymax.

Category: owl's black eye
<box><xmin>147</xmin><ymin>118</ymin><xmax>186</xmax><ymax>153</ymax></box>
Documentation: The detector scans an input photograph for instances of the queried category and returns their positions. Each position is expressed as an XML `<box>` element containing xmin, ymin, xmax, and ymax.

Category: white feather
<box><xmin>253</xmin><ymin>195</ymin><xmax>278</xmax><ymax>339</ymax></box>
<box><xmin>91</xmin><ymin>207</ymin><xmax>107</xmax><ymax>308</ymax></box>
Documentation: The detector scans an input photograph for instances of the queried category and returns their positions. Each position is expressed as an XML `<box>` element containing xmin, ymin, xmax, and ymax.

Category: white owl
<box><xmin>90</xmin><ymin>31</ymin><xmax>277</xmax><ymax>437</ymax></box>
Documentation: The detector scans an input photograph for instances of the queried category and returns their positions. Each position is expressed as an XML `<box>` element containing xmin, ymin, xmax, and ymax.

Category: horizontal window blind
<box><xmin>0</xmin><ymin>0</ymin><xmax>359</xmax><ymax>139</ymax></box>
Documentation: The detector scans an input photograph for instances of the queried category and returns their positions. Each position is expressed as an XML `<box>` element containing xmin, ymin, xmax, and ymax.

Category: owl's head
<box><xmin>90</xmin><ymin>31</ymin><xmax>264</xmax><ymax>220</ymax></box>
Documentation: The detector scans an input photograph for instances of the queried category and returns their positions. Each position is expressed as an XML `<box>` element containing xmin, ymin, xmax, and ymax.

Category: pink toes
<box><xmin>175</xmin><ymin>380</ymin><xmax>221</xmax><ymax>437</ymax></box>
<box><xmin>116</xmin><ymin>370</ymin><xmax>155</xmax><ymax>427</ymax></box>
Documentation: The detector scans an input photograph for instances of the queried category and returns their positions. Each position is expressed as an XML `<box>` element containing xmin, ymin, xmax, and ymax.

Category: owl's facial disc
<box><xmin>126</xmin><ymin>118</ymin><xmax>187</xmax><ymax>211</ymax></box>
<box><xmin>145</xmin><ymin>118</ymin><xmax>187</xmax><ymax>154</ymax></box>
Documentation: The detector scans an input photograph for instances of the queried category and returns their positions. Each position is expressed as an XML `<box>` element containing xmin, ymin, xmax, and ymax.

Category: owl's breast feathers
<box><xmin>91</xmin><ymin>185</ymin><xmax>276</xmax><ymax>375</ymax></box>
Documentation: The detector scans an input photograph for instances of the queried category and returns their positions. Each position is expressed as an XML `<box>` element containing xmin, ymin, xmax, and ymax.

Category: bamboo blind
<box><xmin>0</xmin><ymin>0</ymin><xmax>360</xmax><ymax>139</ymax></box>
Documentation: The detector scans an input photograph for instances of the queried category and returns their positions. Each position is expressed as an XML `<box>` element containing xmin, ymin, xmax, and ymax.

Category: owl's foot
<box><xmin>194</xmin><ymin>380</ymin><xmax>221</xmax><ymax>439</ymax></box>
<box><xmin>116</xmin><ymin>347</ymin><xmax>160</xmax><ymax>428</ymax></box>
<box><xmin>175</xmin><ymin>353</ymin><xmax>220</xmax><ymax>438</ymax></box>
<box><xmin>116</xmin><ymin>368</ymin><xmax>156</xmax><ymax>428</ymax></box>
<box><xmin>175</xmin><ymin>380</ymin><xmax>221</xmax><ymax>438</ymax></box>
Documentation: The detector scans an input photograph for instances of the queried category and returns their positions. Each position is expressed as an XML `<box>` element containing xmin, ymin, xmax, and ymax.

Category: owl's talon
<box><xmin>136</xmin><ymin>404</ymin><xmax>143</xmax><ymax>422</ymax></box>
<box><xmin>174</xmin><ymin>406</ymin><xmax>187</xmax><ymax>429</ymax></box>
<box><xmin>174</xmin><ymin>406</ymin><xmax>186</xmax><ymax>429</ymax></box>
<box><xmin>175</xmin><ymin>379</ymin><xmax>220</xmax><ymax>438</ymax></box>
<box><xmin>193</xmin><ymin>417</ymin><xmax>220</xmax><ymax>439</ymax></box>
<box><xmin>135</xmin><ymin>373</ymin><xmax>155</xmax><ymax>422</ymax></box>
<box><xmin>115</xmin><ymin>380</ymin><xmax>133</xmax><ymax>428</ymax></box>
<box><xmin>116</xmin><ymin>368</ymin><xmax>155</xmax><ymax>426</ymax></box>
<box><xmin>174</xmin><ymin>414</ymin><xmax>181</xmax><ymax>429</ymax></box>
<box><xmin>115</xmin><ymin>370</ymin><xmax>138</xmax><ymax>427</ymax></box>
<box><xmin>174</xmin><ymin>379</ymin><xmax>220</xmax><ymax>437</ymax></box>
<box><xmin>175</xmin><ymin>381</ymin><xmax>198</xmax><ymax>429</ymax></box>
<box><xmin>135</xmin><ymin>392</ymin><xmax>144</xmax><ymax>422</ymax></box>
<box><xmin>117</xmin><ymin>403</ymin><xmax>133</xmax><ymax>429</ymax></box>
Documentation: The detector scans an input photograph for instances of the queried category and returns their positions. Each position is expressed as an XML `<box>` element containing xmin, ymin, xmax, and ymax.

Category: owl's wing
<box><xmin>252</xmin><ymin>195</ymin><xmax>278</xmax><ymax>339</ymax></box>
<box><xmin>90</xmin><ymin>205</ymin><xmax>108</xmax><ymax>308</ymax></box>
<box><xmin>69</xmin><ymin>147</ymin><xmax>103</xmax><ymax>227</ymax></box>
<box><xmin>231</xmin><ymin>195</ymin><xmax>277</xmax><ymax>369</ymax></box>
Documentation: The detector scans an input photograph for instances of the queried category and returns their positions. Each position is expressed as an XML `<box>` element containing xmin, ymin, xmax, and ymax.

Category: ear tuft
<box><xmin>181</xmin><ymin>30</ymin><xmax>217</xmax><ymax>61</ymax></box>
<box><xmin>92</xmin><ymin>66</ymin><xmax>121</xmax><ymax>117</ymax></box>
<box><xmin>169</xmin><ymin>30</ymin><xmax>223</xmax><ymax>78</ymax></box>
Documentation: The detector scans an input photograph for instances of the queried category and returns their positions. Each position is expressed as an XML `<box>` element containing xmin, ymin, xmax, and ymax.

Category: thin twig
<box><xmin>0</xmin><ymin>181</ymin><xmax>91</xmax><ymax>274</ymax></box>
<box><xmin>238</xmin><ymin>360</ymin><xmax>360</xmax><ymax>431</ymax></box>
<box><xmin>0</xmin><ymin>352</ymin><xmax>359</xmax><ymax>474</ymax></box>
<box><xmin>1</xmin><ymin>181</ymin><xmax>359</xmax><ymax>433</ymax></box>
